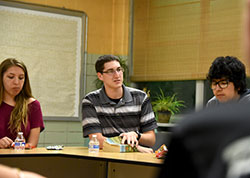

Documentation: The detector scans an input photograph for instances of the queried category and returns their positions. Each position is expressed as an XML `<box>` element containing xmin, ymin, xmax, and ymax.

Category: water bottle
<box><xmin>88</xmin><ymin>135</ymin><xmax>99</xmax><ymax>153</ymax></box>
<box><xmin>14</xmin><ymin>132</ymin><xmax>25</xmax><ymax>150</ymax></box>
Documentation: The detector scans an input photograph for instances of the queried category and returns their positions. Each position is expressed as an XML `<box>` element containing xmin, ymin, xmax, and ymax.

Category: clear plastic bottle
<box><xmin>14</xmin><ymin>132</ymin><xmax>25</xmax><ymax>150</ymax></box>
<box><xmin>88</xmin><ymin>135</ymin><xmax>99</xmax><ymax>153</ymax></box>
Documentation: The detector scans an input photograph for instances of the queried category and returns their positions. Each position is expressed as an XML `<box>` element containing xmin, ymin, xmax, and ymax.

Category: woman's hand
<box><xmin>0</xmin><ymin>137</ymin><xmax>13</xmax><ymax>149</ymax></box>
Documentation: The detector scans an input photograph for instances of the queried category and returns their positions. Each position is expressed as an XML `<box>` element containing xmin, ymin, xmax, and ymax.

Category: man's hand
<box><xmin>120</xmin><ymin>131</ymin><xmax>139</xmax><ymax>147</ymax></box>
<box><xmin>0</xmin><ymin>137</ymin><xmax>13</xmax><ymax>149</ymax></box>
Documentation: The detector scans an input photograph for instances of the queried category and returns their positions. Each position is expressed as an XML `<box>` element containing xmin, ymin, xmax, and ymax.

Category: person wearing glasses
<box><xmin>158</xmin><ymin>2</ymin><xmax>250</xmax><ymax>178</ymax></box>
<box><xmin>82</xmin><ymin>55</ymin><xmax>157</xmax><ymax>153</ymax></box>
<box><xmin>158</xmin><ymin>56</ymin><xmax>250</xmax><ymax>178</ymax></box>
<box><xmin>206</xmin><ymin>56</ymin><xmax>250</xmax><ymax>108</ymax></box>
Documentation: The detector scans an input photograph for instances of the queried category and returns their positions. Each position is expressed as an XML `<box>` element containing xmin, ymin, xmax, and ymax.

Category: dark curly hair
<box><xmin>207</xmin><ymin>56</ymin><xmax>247</xmax><ymax>94</ymax></box>
<box><xmin>95</xmin><ymin>55</ymin><xmax>120</xmax><ymax>73</ymax></box>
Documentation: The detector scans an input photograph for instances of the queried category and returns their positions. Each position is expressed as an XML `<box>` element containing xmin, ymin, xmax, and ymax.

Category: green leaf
<box><xmin>152</xmin><ymin>89</ymin><xmax>185</xmax><ymax>115</ymax></box>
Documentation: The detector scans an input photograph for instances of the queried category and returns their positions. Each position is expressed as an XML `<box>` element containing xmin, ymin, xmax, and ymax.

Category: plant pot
<box><xmin>157</xmin><ymin>111</ymin><xmax>171</xmax><ymax>123</ymax></box>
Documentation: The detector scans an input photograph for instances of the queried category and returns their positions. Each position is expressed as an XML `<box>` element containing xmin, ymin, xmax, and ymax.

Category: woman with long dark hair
<box><xmin>0</xmin><ymin>58</ymin><xmax>44</xmax><ymax>148</ymax></box>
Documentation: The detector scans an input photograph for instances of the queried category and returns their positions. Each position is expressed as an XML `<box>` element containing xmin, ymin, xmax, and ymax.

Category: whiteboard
<box><xmin>0</xmin><ymin>2</ymin><xmax>87</xmax><ymax>118</ymax></box>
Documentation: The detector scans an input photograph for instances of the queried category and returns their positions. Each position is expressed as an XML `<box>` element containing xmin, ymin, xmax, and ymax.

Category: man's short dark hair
<box><xmin>207</xmin><ymin>56</ymin><xmax>247</xmax><ymax>94</ymax></box>
<box><xmin>95</xmin><ymin>55</ymin><xmax>120</xmax><ymax>73</ymax></box>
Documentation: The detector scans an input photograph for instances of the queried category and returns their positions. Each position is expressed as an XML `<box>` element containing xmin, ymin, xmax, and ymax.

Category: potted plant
<box><xmin>152</xmin><ymin>89</ymin><xmax>185</xmax><ymax>123</ymax></box>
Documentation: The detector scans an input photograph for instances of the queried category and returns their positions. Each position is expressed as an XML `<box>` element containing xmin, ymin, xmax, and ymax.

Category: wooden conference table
<box><xmin>0</xmin><ymin>147</ymin><xmax>163</xmax><ymax>178</ymax></box>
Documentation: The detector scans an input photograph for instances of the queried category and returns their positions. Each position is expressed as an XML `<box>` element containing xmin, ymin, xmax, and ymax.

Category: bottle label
<box><xmin>93</xmin><ymin>145</ymin><xmax>99</xmax><ymax>149</ymax></box>
<box><xmin>14</xmin><ymin>142</ymin><xmax>25</xmax><ymax>147</ymax></box>
<box><xmin>15</xmin><ymin>142</ymin><xmax>21</xmax><ymax>147</ymax></box>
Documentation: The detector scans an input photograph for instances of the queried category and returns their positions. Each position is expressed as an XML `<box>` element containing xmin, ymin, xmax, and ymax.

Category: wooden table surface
<box><xmin>0</xmin><ymin>147</ymin><xmax>163</xmax><ymax>165</ymax></box>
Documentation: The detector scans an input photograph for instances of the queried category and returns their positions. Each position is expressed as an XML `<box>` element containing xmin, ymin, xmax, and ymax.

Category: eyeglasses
<box><xmin>211</xmin><ymin>80</ymin><xmax>229</xmax><ymax>90</ymax></box>
<box><xmin>102</xmin><ymin>67</ymin><xmax>124</xmax><ymax>75</ymax></box>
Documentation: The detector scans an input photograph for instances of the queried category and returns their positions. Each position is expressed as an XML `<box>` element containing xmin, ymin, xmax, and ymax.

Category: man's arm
<box><xmin>82</xmin><ymin>98</ymin><xmax>103</xmax><ymax>139</ymax></box>
<box><xmin>134</xmin><ymin>94</ymin><xmax>157</xmax><ymax>148</ymax></box>
<box><xmin>82</xmin><ymin>98</ymin><xmax>105</xmax><ymax>148</ymax></box>
<box><xmin>138</xmin><ymin>130</ymin><xmax>156</xmax><ymax>147</ymax></box>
